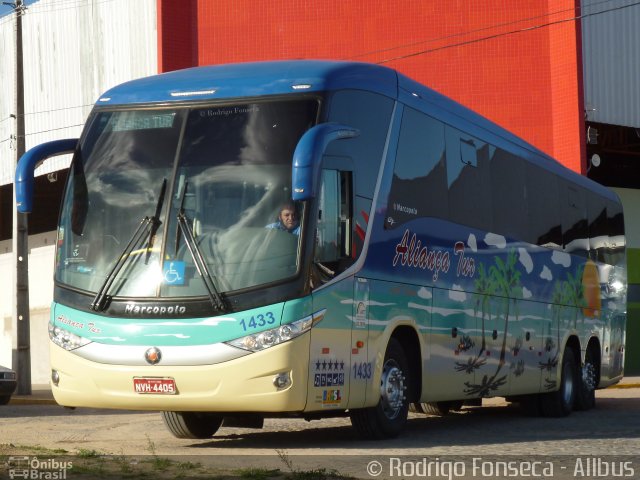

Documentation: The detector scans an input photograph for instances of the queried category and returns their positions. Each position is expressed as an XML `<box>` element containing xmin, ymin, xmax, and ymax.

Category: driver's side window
<box><xmin>315</xmin><ymin>168</ymin><xmax>353</xmax><ymax>277</ymax></box>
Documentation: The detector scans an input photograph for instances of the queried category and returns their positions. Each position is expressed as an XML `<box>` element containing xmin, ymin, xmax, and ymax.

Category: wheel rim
<box><xmin>582</xmin><ymin>362</ymin><xmax>597</xmax><ymax>391</ymax></box>
<box><xmin>379</xmin><ymin>358</ymin><xmax>406</xmax><ymax>419</ymax></box>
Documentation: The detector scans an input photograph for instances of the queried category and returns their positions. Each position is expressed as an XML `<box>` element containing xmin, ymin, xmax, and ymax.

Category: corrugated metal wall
<box><xmin>0</xmin><ymin>0</ymin><xmax>158</xmax><ymax>186</ymax></box>
<box><xmin>0</xmin><ymin>14</ymin><xmax>17</xmax><ymax>185</ymax></box>
<box><xmin>582</xmin><ymin>0</ymin><xmax>640</xmax><ymax>127</ymax></box>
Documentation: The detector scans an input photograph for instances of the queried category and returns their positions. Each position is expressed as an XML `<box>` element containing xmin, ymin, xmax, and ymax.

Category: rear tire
<box><xmin>575</xmin><ymin>347</ymin><xmax>597</xmax><ymax>411</ymax></box>
<box><xmin>161</xmin><ymin>411</ymin><xmax>223</xmax><ymax>439</ymax></box>
<box><xmin>518</xmin><ymin>395</ymin><xmax>542</xmax><ymax>416</ymax></box>
<box><xmin>0</xmin><ymin>395</ymin><xmax>11</xmax><ymax>405</ymax></box>
<box><xmin>540</xmin><ymin>347</ymin><xmax>578</xmax><ymax>417</ymax></box>
<box><xmin>413</xmin><ymin>400</ymin><xmax>463</xmax><ymax>416</ymax></box>
<box><xmin>350</xmin><ymin>338</ymin><xmax>410</xmax><ymax>439</ymax></box>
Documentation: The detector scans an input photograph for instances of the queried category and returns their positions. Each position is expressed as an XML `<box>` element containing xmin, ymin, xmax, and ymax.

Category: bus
<box><xmin>16</xmin><ymin>60</ymin><xmax>627</xmax><ymax>439</ymax></box>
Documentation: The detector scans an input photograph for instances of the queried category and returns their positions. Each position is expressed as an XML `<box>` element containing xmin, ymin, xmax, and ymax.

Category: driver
<box><xmin>266</xmin><ymin>202</ymin><xmax>300</xmax><ymax>235</ymax></box>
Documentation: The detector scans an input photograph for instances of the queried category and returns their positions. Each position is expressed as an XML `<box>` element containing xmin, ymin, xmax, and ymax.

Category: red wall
<box><xmin>157</xmin><ymin>0</ymin><xmax>197</xmax><ymax>72</ymax></box>
<box><xmin>158</xmin><ymin>1</ymin><xmax>585</xmax><ymax>173</ymax></box>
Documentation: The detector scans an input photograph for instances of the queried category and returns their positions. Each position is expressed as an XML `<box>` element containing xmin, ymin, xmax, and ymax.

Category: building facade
<box><xmin>0</xmin><ymin>0</ymin><xmax>637</xmax><ymax>383</ymax></box>
<box><xmin>0</xmin><ymin>0</ymin><xmax>157</xmax><ymax>380</ymax></box>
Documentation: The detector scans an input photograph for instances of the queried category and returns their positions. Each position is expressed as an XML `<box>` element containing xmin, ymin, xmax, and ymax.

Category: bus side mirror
<box><xmin>291</xmin><ymin>123</ymin><xmax>358</xmax><ymax>201</ymax></box>
<box><xmin>15</xmin><ymin>138</ymin><xmax>78</xmax><ymax>213</ymax></box>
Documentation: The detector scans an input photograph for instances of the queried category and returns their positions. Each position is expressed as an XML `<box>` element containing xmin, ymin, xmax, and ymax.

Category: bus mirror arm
<box><xmin>15</xmin><ymin>138</ymin><xmax>78</xmax><ymax>213</ymax></box>
<box><xmin>291</xmin><ymin>123</ymin><xmax>359</xmax><ymax>201</ymax></box>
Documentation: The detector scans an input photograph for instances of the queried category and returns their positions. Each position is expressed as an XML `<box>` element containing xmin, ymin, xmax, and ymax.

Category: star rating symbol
<box><xmin>315</xmin><ymin>359</ymin><xmax>345</xmax><ymax>371</ymax></box>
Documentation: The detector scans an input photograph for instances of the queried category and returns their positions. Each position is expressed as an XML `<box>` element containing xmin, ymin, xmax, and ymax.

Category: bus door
<box><xmin>350</xmin><ymin>277</ymin><xmax>370</xmax><ymax>408</ymax></box>
<box><xmin>307</xmin><ymin>166</ymin><xmax>356</xmax><ymax>411</ymax></box>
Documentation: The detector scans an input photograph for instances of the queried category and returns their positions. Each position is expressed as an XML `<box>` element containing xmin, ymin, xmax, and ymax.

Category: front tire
<box><xmin>161</xmin><ymin>411</ymin><xmax>223</xmax><ymax>439</ymax></box>
<box><xmin>540</xmin><ymin>347</ymin><xmax>578</xmax><ymax>417</ymax></box>
<box><xmin>350</xmin><ymin>338</ymin><xmax>410</xmax><ymax>439</ymax></box>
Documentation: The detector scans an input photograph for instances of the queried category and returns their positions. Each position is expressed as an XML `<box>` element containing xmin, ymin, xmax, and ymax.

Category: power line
<box><xmin>33</xmin><ymin>124</ymin><xmax>83</xmax><ymax>135</ymax></box>
<box><xmin>0</xmin><ymin>123</ymin><xmax>84</xmax><ymax>145</ymax></box>
<box><xmin>22</xmin><ymin>103</ymin><xmax>94</xmax><ymax>117</ymax></box>
<box><xmin>2</xmin><ymin>0</ymin><xmax>639</xmax><ymax>139</ymax></box>
<box><xmin>0</xmin><ymin>103</ymin><xmax>94</xmax><ymax>125</ymax></box>
<box><xmin>0</xmin><ymin>114</ymin><xmax>16</xmax><ymax>125</ymax></box>
<box><xmin>345</xmin><ymin>0</ymin><xmax>628</xmax><ymax>62</ymax></box>
<box><xmin>23</xmin><ymin>0</ymin><xmax>118</xmax><ymax>15</ymax></box>
<box><xmin>23</xmin><ymin>123</ymin><xmax>84</xmax><ymax>136</ymax></box>
<box><xmin>372</xmin><ymin>1</ymin><xmax>640</xmax><ymax>65</ymax></box>
<box><xmin>0</xmin><ymin>0</ymin><xmax>118</xmax><ymax>25</ymax></box>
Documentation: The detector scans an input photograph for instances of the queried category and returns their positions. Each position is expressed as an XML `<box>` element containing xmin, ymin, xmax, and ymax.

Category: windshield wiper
<box><xmin>175</xmin><ymin>182</ymin><xmax>227</xmax><ymax>312</ymax></box>
<box><xmin>145</xmin><ymin>177</ymin><xmax>167</xmax><ymax>264</ymax></box>
<box><xmin>90</xmin><ymin>179</ymin><xmax>167</xmax><ymax>311</ymax></box>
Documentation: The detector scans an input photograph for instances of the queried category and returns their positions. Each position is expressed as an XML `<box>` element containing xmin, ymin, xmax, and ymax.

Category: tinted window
<box><xmin>326</xmin><ymin>90</ymin><xmax>393</xmax><ymax>199</ymax></box>
<box><xmin>490</xmin><ymin>149</ymin><xmax>526</xmax><ymax>239</ymax></box>
<box><xmin>561</xmin><ymin>182</ymin><xmax>589</xmax><ymax>258</ymax></box>
<box><xmin>386</xmin><ymin>107</ymin><xmax>447</xmax><ymax>229</ymax></box>
<box><xmin>527</xmin><ymin>164</ymin><xmax>561</xmax><ymax>248</ymax></box>
<box><xmin>607</xmin><ymin>199</ymin><xmax>625</xmax><ymax>267</ymax></box>
<box><xmin>56</xmin><ymin>100</ymin><xmax>319</xmax><ymax>299</ymax></box>
<box><xmin>446</xmin><ymin>127</ymin><xmax>491</xmax><ymax>229</ymax></box>
<box><xmin>588</xmin><ymin>196</ymin><xmax>608</xmax><ymax>262</ymax></box>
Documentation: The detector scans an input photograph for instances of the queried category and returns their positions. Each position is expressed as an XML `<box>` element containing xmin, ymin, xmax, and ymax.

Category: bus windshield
<box><xmin>56</xmin><ymin>99</ymin><xmax>319</xmax><ymax>302</ymax></box>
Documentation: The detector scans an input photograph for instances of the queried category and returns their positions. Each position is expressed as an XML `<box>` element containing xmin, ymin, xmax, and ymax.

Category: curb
<box><xmin>9</xmin><ymin>396</ymin><xmax>57</xmax><ymax>406</ymax></box>
<box><xmin>608</xmin><ymin>383</ymin><xmax>640</xmax><ymax>389</ymax></box>
<box><xmin>8</xmin><ymin>384</ymin><xmax>639</xmax><ymax>406</ymax></box>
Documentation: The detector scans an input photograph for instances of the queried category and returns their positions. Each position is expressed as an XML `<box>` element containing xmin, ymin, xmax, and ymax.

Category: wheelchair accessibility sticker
<box><xmin>163</xmin><ymin>261</ymin><xmax>185</xmax><ymax>285</ymax></box>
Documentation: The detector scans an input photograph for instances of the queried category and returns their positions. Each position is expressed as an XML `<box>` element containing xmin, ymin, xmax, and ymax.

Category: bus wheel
<box><xmin>415</xmin><ymin>400</ymin><xmax>463</xmax><ymax>416</ymax></box>
<box><xmin>518</xmin><ymin>395</ymin><xmax>542</xmax><ymax>416</ymax></box>
<box><xmin>540</xmin><ymin>347</ymin><xmax>578</xmax><ymax>417</ymax></box>
<box><xmin>575</xmin><ymin>347</ymin><xmax>597</xmax><ymax>411</ymax></box>
<box><xmin>350</xmin><ymin>338</ymin><xmax>409</xmax><ymax>439</ymax></box>
<box><xmin>161</xmin><ymin>411</ymin><xmax>223</xmax><ymax>439</ymax></box>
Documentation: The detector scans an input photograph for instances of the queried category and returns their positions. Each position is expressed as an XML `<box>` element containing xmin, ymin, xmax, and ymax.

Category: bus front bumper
<box><xmin>49</xmin><ymin>335</ymin><xmax>310</xmax><ymax>412</ymax></box>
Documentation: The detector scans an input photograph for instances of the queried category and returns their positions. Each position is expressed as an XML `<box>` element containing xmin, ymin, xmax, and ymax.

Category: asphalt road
<box><xmin>1</xmin><ymin>387</ymin><xmax>639</xmax><ymax>479</ymax></box>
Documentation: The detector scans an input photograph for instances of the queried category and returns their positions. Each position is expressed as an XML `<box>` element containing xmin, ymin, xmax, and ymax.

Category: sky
<box><xmin>0</xmin><ymin>1</ymin><xmax>36</xmax><ymax>19</ymax></box>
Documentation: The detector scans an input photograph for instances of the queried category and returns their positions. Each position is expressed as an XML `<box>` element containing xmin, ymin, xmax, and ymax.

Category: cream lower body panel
<box><xmin>50</xmin><ymin>335</ymin><xmax>310</xmax><ymax>412</ymax></box>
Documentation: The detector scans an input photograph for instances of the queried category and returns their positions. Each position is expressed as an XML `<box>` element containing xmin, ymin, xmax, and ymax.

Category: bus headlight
<box><xmin>48</xmin><ymin>322</ymin><xmax>91</xmax><ymax>351</ymax></box>
<box><xmin>226</xmin><ymin>309</ymin><xmax>326</xmax><ymax>352</ymax></box>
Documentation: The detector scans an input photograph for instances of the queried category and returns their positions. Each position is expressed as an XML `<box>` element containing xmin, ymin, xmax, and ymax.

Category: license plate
<box><xmin>133</xmin><ymin>377</ymin><xmax>177</xmax><ymax>395</ymax></box>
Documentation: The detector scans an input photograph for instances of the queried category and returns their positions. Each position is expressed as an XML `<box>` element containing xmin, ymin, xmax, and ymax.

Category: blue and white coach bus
<box><xmin>16</xmin><ymin>61</ymin><xmax>626</xmax><ymax>439</ymax></box>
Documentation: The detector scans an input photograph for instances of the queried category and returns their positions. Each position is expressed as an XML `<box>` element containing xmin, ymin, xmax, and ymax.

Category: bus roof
<box><xmin>96</xmin><ymin>60</ymin><xmax>619</xmax><ymax>203</ymax></box>
<box><xmin>97</xmin><ymin>60</ymin><xmax>399</xmax><ymax>105</ymax></box>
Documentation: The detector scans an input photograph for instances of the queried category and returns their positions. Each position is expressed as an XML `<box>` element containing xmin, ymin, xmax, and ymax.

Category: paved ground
<box><xmin>9</xmin><ymin>376</ymin><xmax>640</xmax><ymax>406</ymax></box>
<box><xmin>2</xmin><ymin>379</ymin><xmax>639</xmax><ymax>479</ymax></box>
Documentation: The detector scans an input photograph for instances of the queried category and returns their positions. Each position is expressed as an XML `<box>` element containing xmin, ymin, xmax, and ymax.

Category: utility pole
<box><xmin>5</xmin><ymin>0</ymin><xmax>30</xmax><ymax>395</ymax></box>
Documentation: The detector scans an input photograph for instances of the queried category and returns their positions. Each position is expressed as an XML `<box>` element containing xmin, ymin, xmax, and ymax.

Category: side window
<box><xmin>526</xmin><ymin>164</ymin><xmax>562</xmax><ymax>248</ymax></box>
<box><xmin>491</xmin><ymin>149</ymin><xmax>526</xmax><ymax>239</ymax></box>
<box><xmin>561</xmin><ymin>182</ymin><xmax>589</xmax><ymax>258</ymax></box>
<box><xmin>326</xmin><ymin>90</ymin><xmax>393</xmax><ymax>199</ymax></box>
<box><xmin>386</xmin><ymin>107</ymin><xmax>447</xmax><ymax>229</ymax></box>
<box><xmin>445</xmin><ymin>126</ymin><xmax>491</xmax><ymax>230</ymax></box>
<box><xmin>315</xmin><ymin>168</ymin><xmax>353</xmax><ymax>273</ymax></box>
<box><xmin>606</xmin><ymin>199</ymin><xmax>625</xmax><ymax>268</ymax></box>
<box><xmin>588</xmin><ymin>196</ymin><xmax>608</xmax><ymax>263</ymax></box>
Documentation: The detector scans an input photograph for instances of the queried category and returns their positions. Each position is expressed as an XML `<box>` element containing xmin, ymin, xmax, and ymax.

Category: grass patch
<box><xmin>1</xmin><ymin>445</ymin><xmax>353</xmax><ymax>479</ymax></box>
